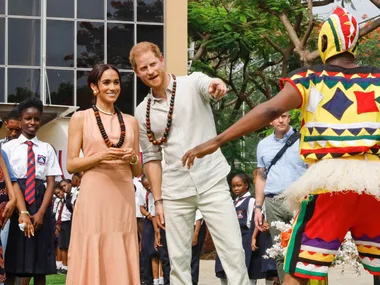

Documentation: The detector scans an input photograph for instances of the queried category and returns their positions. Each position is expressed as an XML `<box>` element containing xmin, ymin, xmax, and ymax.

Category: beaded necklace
<box><xmin>146</xmin><ymin>74</ymin><xmax>176</xmax><ymax>145</ymax></box>
<box><xmin>92</xmin><ymin>105</ymin><xmax>126</xmax><ymax>148</ymax></box>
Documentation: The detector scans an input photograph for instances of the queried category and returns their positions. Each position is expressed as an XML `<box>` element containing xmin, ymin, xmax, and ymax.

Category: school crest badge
<box><xmin>37</xmin><ymin>154</ymin><xmax>46</xmax><ymax>165</ymax></box>
<box><xmin>237</xmin><ymin>210</ymin><xmax>244</xmax><ymax>219</ymax></box>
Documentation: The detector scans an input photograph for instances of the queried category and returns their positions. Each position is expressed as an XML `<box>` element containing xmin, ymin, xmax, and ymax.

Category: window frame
<box><xmin>0</xmin><ymin>0</ymin><xmax>165</xmax><ymax>114</ymax></box>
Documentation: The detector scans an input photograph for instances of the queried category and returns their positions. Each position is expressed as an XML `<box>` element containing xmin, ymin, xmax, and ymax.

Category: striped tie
<box><xmin>25</xmin><ymin>141</ymin><xmax>36</xmax><ymax>204</ymax></box>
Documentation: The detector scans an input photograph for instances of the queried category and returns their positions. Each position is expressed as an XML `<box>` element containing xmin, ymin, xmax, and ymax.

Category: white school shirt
<box><xmin>194</xmin><ymin>209</ymin><xmax>203</xmax><ymax>226</ymax></box>
<box><xmin>234</xmin><ymin>192</ymin><xmax>255</xmax><ymax>229</ymax></box>
<box><xmin>2</xmin><ymin>134</ymin><xmax>62</xmax><ymax>179</ymax></box>
<box><xmin>70</xmin><ymin>186</ymin><xmax>80</xmax><ymax>206</ymax></box>
<box><xmin>137</xmin><ymin>188</ymin><xmax>155</xmax><ymax>217</ymax></box>
<box><xmin>135</xmin><ymin>72</ymin><xmax>231</xmax><ymax>200</ymax></box>
<box><xmin>134</xmin><ymin>178</ymin><xmax>144</xmax><ymax>218</ymax></box>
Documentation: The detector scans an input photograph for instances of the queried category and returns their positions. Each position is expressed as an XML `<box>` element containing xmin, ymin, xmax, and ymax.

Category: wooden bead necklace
<box><xmin>146</xmin><ymin>74</ymin><xmax>176</xmax><ymax>145</ymax></box>
<box><xmin>92</xmin><ymin>105</ymin><xmax>126</xmax><ymax>148</ymax></box>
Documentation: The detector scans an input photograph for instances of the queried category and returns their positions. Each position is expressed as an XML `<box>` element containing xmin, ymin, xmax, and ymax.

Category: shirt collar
<box><xmin>17</xmin><ymin>134</ymin><xmax>40</xmax><ymax>146</ymax></box>
<box><xmin>235</xmin><ymin>191</ymin><xmax>250</xmax><ymax>201</ymax></box>
<box><xmin>148</xmin><ymin>74</ymin><xmax>174</xmax><ymax>103</ymax></box>
<box><xmin>273</xmin><ymin>127</ymin><xmax>294</xmax><ymax>142</ymax></box>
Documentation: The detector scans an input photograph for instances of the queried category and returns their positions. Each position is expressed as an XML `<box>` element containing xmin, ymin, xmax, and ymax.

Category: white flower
<box><xmin>265</xmin><ymin>223</ymin><xmax>364</xmax><ymax>275</ymax></box>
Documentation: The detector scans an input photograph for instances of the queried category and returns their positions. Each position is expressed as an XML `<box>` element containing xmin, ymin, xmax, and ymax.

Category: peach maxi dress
<box><xmin>66</xmin><ymin>109</ymin><xmax>139</xmax><ymax>285</ymax></box>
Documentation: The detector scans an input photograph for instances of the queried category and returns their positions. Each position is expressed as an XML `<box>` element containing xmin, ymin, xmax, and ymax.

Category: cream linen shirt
<box><xmin>135</xmin><ymin>72</ymin><xmax>230</xmax><ymax>200</ymax></box>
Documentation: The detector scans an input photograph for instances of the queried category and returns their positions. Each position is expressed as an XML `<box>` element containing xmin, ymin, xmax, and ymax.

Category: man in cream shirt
<box><xmin>131</xmin><ymin>42</ymin><xmax>249</xmax><ymax>285</ymax></box>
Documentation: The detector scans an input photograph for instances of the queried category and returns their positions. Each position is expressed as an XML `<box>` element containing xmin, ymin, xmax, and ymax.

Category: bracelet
<box><xmin>130</xmin><ymin>154</ymin><xmax>139</xmax><ymax>165</ymax></box>
<box><xmin>154</xmin><ymin>199</ymin><xmax>164</xmax><ymax>206</ymax></box>
<box><xmin>20</xmin><ymin>210</ymin><xmax>30</xmax><ymax>216</ymax></box>
<box><xmin>254</xmin><ymin>205</ymin><xmax>262</xmax><ymax>210</ymax></box>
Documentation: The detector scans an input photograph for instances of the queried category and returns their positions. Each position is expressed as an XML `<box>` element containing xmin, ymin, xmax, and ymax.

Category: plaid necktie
<box><xmin>25</xmin><ymin>141</ymin><xmax>36</xmax><ymax>204</ymax></box>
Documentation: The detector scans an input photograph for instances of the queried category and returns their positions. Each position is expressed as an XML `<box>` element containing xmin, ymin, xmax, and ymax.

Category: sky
<box><xmin>313</xmin><ymin>0</ymin><xmax>380</xmax><ymax>23</ymax></box>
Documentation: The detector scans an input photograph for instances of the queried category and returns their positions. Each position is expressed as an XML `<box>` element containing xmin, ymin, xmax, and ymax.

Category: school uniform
<box><xmin>191</xmin><ymin>210</ymin><xmax>206</xmax><ymax>285</ymax></box>
<box><xmin>216</xmin><ymin>192</ymin><xmax>254</xmax><ymax>279</ymax></box>
<box><xmin>138</xmin><ymin>188</ymin><xmax>157</xmax><ymax>284</ymax></box>
<box><xmin>57</xmin><ymin>193</ymin><xmax>72</xmax><ymax>250</ymax></box>
<box><xmin>0</xmin><ymin>150</ymin><xmax>17</xmax><ymax>283</ymax></box>
<box><xmin>248</xmin><ymin>210</ymin><xmax>278</xmax><ymax>280</ymax></box>
<box><xmin>2</xmin><ymin>134</ymin><xmax>62</xmax><ymax>276</ymax></box>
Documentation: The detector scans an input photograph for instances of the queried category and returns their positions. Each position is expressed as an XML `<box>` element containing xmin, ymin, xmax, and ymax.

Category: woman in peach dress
<box><xmin>66</xmin><ymin>64</ymin><xmax>141</xmax><ymax>285</ymax></box>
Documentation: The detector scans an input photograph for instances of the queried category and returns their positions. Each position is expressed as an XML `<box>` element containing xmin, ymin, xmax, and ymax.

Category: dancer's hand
<box><xmin>2</xmin><ymin>198</ymin><xmax>16</xmax><ymax>228</ymax></box>
<box><xmin>209</xmin><ymin>78</ymin><xmax>227</xmax><ymax>100</ymax></box>
<box><xmin>182</xmin><ymin>139</ymin><xmax>220</xmax><ymax>169</ymax></box>
<box><xmin>155</xmin><ymin>204</ymin><xmax>166</xmax><ymax>230</ymax></box>
<box><xmin>254</xmin><ymin>209</ymin><xmax>264</xmax><ymax>231</ymax></box>
<box><xmin>19</xmin><ymin>213</ymin><xmax>34</xmax><ymax>238</ymax></box>
<box><xmin>32</xmin><ymin>211</ymin><xmax>44</xmax><ymax>232</ymax></box>
<box><xmin>251</xmin><ymin>238</ymin><xmax>258</xmax><ymax>251</ymax></box>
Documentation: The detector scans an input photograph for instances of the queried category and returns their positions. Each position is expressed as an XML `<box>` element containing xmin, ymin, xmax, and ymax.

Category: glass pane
<box><xmin>47</xmin><ymin>70</ymin><xmax>74</xmax><ymax>106</ymax></box>
<box><xmin>137</xmin><ymin>0</ymin><xmax>163</xmax><ymax>23</ymax></box>
<box><xmin>107</xmin><ymin>23</ymin><xmax>134</xmax><ymax>69</ymax></box>
<box><xmin>0</xmin><ymin>68</ymin><xmax>4</xmax><ymax>102</ymax></box>
<box><xmin>0</xmin><ymin>18</ymin><xmax>4</xmax><ymax>65</ymax></box>
<box><xmin>137</xmin><ymin>77</ymin><xmax>149</xmax><ymax>106</ymax></box>
<box><xmin>107</xmin><ymin>0</ymin><xmax>134</xmax><ymax>21</ymax></box>
<box><xmin>77</xmin><ymin>22</ymin><xmax>104</xmax><ymax>68</ymax></box>
<box><xmin>8</xmin><ymin>69</ymin><xmax>40</xmax><ymax>103</ymax></box>
<box><xmin>77</xmin><ymin>0</ymin><xmax>103</xmax><ymax>19</ymax></box>
<box><xmin>47</xmin><ymin>20</ymin><xmax>74</xmax><ymax>67</ymax></box>
<box><xmin>0</xmin><ymin>0</ymin><xmax>4</xmax><ymax>15</ymax></box>
<box><xmin>77</xmin><ymin>71</ymin><xmax>93</xmax><ymax>111</ymax></box>
<box><xmin>47</xmin><ymin>0</ymin><xmax>74</xmax><ymax>18</ymax></box>
<box><xmin>9</xmin><ymin>0</ymin><xmax>41</xmax><ymax>16</ymax></box>
<box><xmin>8</xmin><ymin>19</ymin><xmax>41</xmax><ymax>66</ymax></box>
<box><xmin>116</xmin><ymin>72</ymin><xmax>134</xmax><ymax>115</ymax></box>
<box><xmin>137</xmin><ymin>25</ymin><xmax>164</xmax><ymax>54</ymax></box>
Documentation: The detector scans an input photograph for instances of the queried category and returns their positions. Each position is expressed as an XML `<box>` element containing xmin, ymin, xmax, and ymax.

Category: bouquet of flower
<box><xmin>265</xmin><ymin>221</ymin><xmax>364</xmax><ymax>276</ymax></box>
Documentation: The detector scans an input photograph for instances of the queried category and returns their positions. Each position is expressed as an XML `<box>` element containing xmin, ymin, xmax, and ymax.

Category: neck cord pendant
<box><xmin>92</xmin><ymin>105</ymin><xmax>126</xmax><ymax>148</ymax></box>
<box><xmin>145</xmin><ymin>74</ymin><xmax>176</xmax><ymax>146</ymax></box>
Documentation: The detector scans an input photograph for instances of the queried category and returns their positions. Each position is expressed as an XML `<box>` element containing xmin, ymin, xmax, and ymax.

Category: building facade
<box><xmin>0</xmin><ymin>0</ymin><xmax>187</xmax><ymax>177</ymax></box>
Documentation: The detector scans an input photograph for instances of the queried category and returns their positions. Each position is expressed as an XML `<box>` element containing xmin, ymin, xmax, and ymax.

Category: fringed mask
<box><xmin>318</xmin><ymin>6</ymin><xmax>359</xmax><ymax>63</ymax></box>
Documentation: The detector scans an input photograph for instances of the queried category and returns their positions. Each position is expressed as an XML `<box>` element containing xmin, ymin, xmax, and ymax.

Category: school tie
<box><xmin>25</xmin><ymin>141</ymin><xmax>36</xmax><ymax>204</ymax></box>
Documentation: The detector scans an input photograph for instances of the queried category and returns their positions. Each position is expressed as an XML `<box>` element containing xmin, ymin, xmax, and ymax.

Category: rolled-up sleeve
<box><xmin>135</xmin><ymin>106</ymin><xmax>162</xmax><ymax>164</ymax></box>
<box><xmin>190</xmin><ymin>72</ymin><xmax>214</xmax><ymax>102</ymax></box>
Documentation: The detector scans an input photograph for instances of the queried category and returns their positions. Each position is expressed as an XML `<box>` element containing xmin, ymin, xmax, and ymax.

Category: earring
<box><xmin>93</xmin><ymin>91</ymin><xmax>97</xmax><ymax>95</ymax></box>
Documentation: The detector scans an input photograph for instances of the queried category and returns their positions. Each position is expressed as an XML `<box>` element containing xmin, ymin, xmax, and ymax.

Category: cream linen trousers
<box><xmin>164</xmin><ymin>178</ymin><xmax>250</xmax><ymax>285</ymax></box>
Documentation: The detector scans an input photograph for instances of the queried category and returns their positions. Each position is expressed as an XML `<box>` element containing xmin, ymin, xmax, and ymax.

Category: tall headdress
<box><xmin>318</xmin><ymin>6</ymin><xmax>359</xmax><ymax>63</ymax></box>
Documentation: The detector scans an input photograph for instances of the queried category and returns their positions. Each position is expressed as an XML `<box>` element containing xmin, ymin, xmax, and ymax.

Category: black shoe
<box><xmin>58</xmin><ymin>268</ymin><xmax>68</xmax><ymax>275</ymax></box>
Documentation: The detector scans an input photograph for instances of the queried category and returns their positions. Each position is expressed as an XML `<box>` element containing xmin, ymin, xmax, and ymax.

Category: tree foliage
<box><xmin>188</xmin><ymin>0</ymin><xmax>380</xmax><ymax>175</ymax></box>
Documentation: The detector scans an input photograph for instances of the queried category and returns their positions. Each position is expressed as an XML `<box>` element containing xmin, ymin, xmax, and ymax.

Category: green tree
<box><xmin>188</xmin><ymin>0</ymin><xmax>380</xmax><ymax>175</ymax></box>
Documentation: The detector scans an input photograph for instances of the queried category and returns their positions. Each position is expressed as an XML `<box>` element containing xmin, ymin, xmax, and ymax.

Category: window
<box><xmin>0</xmin><ymin>0</ymin><xmax>164</xmax><ymax>115</ymax></box>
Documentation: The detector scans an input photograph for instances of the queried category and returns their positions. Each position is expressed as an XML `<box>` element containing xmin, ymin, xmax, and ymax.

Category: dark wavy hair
<box><xmin>232</xmin><ymin>173</ymin><xmax>251</xmax><ymax>189</ymax></box>
<box><xmin>18</xmin><ymin>97</ymin><xmax>43</xmax><ymax>116</ymax></box>
<box><xmin>87</xmin><ymin>64</ymin><xmax>121</xmax><ymax>89</ymax></box>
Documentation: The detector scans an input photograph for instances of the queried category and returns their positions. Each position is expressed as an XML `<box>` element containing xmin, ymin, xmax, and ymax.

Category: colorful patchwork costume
<box><xmin>280</xmin><ymin>7</ymin><xmax>380</xmax><ymax>280</ymax></box>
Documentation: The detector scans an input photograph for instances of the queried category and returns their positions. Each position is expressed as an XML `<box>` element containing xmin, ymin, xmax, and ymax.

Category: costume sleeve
<box><xmin>256</xmin><ymin>141</ymin><xmax>265</xmax><ymax>168</ymax></box>
<box><xmin>46</xmin><ymin>144</ymin><xmax>63</xmax><ymax>177</ymax></box>
<box><xmin>135</xmin><ymin>106</ymin><xmax>163</xmax><ymax>164</ymax></box>
<box><xmin>1</xmin><ymin>149</ymin><xmax>17</xmax><ymax>182</ymax></box>
<box><xmin>189</xmin><ymin>72</ymin><xmax>214</xmax><ymax>102</ymax></box>
<box><xmin>280</xmin><ymin>67</ymin><xmax>309</xmax><ymax>110</ymax></box>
